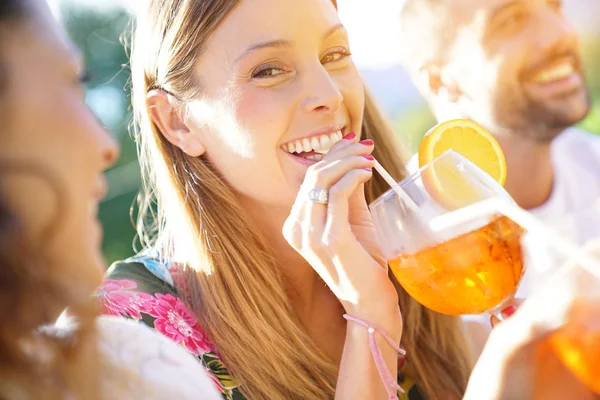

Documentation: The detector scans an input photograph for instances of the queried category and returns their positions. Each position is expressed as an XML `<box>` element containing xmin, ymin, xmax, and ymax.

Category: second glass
<box><xmin>370</xmin><ymin>150</ymin><xmax>524</xmax><ymax>317</ymax></box>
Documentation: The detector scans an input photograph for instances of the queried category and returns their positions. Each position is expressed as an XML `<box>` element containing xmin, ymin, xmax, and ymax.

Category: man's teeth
<box><xmin>532</xmin><ymin>62</ymin><xmax>575</xmax><ymax>84</ymax></box>
<box><xmin>282</xmin><ymin>130</ymin><xmax>344</xmax><ymax>154</ymax></box>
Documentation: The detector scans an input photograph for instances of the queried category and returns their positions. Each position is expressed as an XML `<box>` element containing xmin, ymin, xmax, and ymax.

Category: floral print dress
<box><xmin>97</xmin><ymin>254</ymin><xmax>424</xmax><ymax>400</ymax></box>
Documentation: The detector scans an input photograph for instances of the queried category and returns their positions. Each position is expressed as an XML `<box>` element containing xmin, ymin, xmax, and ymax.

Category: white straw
<box><xmin>373</xmin><ymin>159</ymin><xmax>419</xmax><ymax>212</ymax></box>
<box><xmin>314</xmin><ymin>147</ymin><xmax>419</xmax><ymax>212</ymax></box>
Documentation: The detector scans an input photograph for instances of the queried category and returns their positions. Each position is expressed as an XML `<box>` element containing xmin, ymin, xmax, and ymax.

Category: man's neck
<box><xmin>495</xmin><ymin>133</ymin><xmax>555</xmax><ymax>210</ymax></box>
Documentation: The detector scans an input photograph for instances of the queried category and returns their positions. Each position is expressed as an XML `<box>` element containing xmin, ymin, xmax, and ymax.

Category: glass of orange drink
<box><xmin>370</xmin><ymin>149</ymin><xmax>600</xmax><ymax>394</ymax></box>
<box><xmin>532</xmin><ymin>240</ymin><xmax>600</xmax><ymax>395</ymax></box>
<box><xmin>369</xmin><ymin>150</ymin><xmax>525</xmax><ymax>317</ymax></box>
<box><xmin>368</xmin><ymin>114</ymin><xmax>599</xmax><ymax>393</ymax></box>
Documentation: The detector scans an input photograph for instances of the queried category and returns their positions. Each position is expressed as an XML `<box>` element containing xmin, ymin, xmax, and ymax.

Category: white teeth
<box><xmin>302</xmin><ymin>138</ymin><xmax>312</xmax><ymax>152</ymax></box>
<box><xmin>319</xmin><ymin>135</ymin><xmax>332</xmax><ymax>150</ymax></box>
<box><xmin>311</xmin><ymin>137</ymin><xmax>320</xmax><ymax>150</ymax></box>
<box><xmin>533</xmin><ymin>62</ymin><xmax>575</xmax><ymax>84</ymax></box>
<box><xmin>305</xmin><ymin>154</ymin><xmax>324</xmax><ymax>161</ymax></box>
<box><xmin>281</xmin><ymin>129</ymin><xmax>346</xmax><ymax>155</ymax></box>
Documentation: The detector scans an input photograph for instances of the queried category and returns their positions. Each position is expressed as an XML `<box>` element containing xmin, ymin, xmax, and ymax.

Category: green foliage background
<box><xmin>63</xmin><ymin>7</ymin><xmax>139</xmax><ymax>263</ymax></box>
<box><xmin>61</xmin><ymin>6</ymin><xmax>600</xmax><ymax>265</ymax></box>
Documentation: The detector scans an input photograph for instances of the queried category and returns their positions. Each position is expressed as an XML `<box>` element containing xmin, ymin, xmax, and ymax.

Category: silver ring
<box><xmin>307</xmin><ymin>188</ymin><xmax>329</xmax><ymax>204</ymax></box>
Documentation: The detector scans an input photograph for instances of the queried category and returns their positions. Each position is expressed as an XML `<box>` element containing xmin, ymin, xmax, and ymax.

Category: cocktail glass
<box><xmin>369</xmin><ymin>150</ymin><xmax>524</xmax><ymax>318</ymax></box>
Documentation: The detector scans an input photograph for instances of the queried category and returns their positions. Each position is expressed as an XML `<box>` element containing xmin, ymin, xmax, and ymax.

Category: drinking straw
<box><xmin>372</xmin><ymin>159</ymin><xmax>419</xmax><ymax>212</ymax></box>
<box><xmin>314</xmin><ymin>147</ymin><xmax>419</xmax><ymax>212</ymax></box>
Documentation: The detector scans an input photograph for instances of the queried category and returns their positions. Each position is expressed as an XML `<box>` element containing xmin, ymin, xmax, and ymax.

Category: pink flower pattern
<box><xmin>96</xmin><ymin>279</ymin><xmax>155</xmax><ymax>320</ymax></box>
<box><xmin>99</xmin><ymin>256</ymin><xmax>421</xmax><ymax>399</ymax></box>
<box><xmin>147</xmin><ymin>293</ymin><xmax>213</xmax><ymax>356</ymax></box>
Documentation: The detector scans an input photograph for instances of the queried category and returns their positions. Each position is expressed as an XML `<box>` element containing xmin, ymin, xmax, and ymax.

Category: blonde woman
<box><xmin>98</xmin><ymin>0</ymin><xmax>600</xmax><ymax>399</ymax></box>
<box><xmin>99</xmin><ymin>0</ymin><xmax>472</xmax><ymax>398</ymax></box>
<box><xmin>0</xmin><ymin>0</ymin><xmax>220</xmax><ymax>398</ymax></box>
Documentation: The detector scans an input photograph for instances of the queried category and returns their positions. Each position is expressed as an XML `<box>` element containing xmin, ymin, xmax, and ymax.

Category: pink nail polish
<box><xmin>363</xmin><ymin>155</ymin><xmax>375</xmax><ymax>160</ymax></box>
<box><xmin>343</xmin><ymin>132</ymin><xmax>356</xmax><ymax>140</ymax></box>
<box><xmin>363</xmin><ymin>168</ymin><xmax>373</xmax><ymax>172</ymax></box>
<box><xmin>359</xmin><ymin>139</ymin><xmax>374</xmax><ymax>146</ymax></box>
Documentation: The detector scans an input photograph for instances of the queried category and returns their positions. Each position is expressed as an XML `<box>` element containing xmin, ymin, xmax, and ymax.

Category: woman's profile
<box><xmin>0</xmin><ymin>1</ymin><xmax>220</xmax><ymax>398</ymax></box>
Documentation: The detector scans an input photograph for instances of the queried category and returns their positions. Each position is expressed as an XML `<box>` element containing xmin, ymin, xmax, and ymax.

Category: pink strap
<box><xmin>343</xmin><ymin>314</ymin><xmax>407</xmax><ymax>400</ymax></box>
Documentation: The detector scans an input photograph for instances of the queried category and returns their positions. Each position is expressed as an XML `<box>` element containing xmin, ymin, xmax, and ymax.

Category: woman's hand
<box><xmin>282</xmin><ymin>134</ymin><xmax>400</xmax><ymax>325</ymax></box>
<box><xmin>283</xmin><ymin>133</ymin><xmax>403</xmax><ymax>399</ymax></box>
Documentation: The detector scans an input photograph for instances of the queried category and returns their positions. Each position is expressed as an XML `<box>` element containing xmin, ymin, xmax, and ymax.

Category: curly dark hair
<box><xmin>0</xmin><ymin>1</ymin><xmax>100</xmax><ymax>398</ymax></box>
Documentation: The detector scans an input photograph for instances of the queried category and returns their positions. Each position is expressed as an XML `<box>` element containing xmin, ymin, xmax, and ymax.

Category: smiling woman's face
<box><xmin>179</xmin><ymin>0</ymin><xmax>364</xmax><ymax>210</ymax></box>
<box><xmin>0</xmin><ymin>0</ymin><xmax>118</xmax><ymax>299</ymax></box>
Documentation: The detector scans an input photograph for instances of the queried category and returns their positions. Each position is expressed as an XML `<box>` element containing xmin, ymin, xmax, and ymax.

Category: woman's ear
<box><xmin>146</xmin><ymin>89</ymin><xmax>205</xmax><ymax>157</ymax></box>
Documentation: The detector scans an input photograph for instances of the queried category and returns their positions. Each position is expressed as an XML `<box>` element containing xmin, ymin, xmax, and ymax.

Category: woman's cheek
<box><xmin>235</xmin><ymin>85</ymin><xmax>297</xmax><ymax>141</ymax></box>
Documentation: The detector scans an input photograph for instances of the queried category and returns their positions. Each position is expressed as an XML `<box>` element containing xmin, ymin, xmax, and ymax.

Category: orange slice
<box><xmin>418</xmin><ymin>119</ymin><xmax>507</xmax><ymax>210</ymax></box>
<box><xmin>418</xmin><ymin>119</ymin><xmax>506</xmax><ymax>183</ymax></box>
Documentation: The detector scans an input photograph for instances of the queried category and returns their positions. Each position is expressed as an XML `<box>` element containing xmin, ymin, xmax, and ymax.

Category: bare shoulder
<box><xmin>96</xmin><ymin>316</ymin><xmax>221</xmax><ymax>400</ymax></box>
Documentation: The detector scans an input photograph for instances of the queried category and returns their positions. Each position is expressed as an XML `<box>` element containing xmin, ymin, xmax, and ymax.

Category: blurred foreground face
<box><xmin>439</xmin><ymin>0</ymin><xmax>590</xmax><ymax>140</ymax></box>
<box><xmin>0</xmin><ymin>0</ymin><xmax>119</xmax><ymax>300</ymax></box>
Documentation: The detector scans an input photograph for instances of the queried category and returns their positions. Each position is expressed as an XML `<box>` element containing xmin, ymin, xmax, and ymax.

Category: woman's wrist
<box><xmin>344</xmin><ymin>301</ymin><xmax>403</xmax><ymax>340</ymax></box>
<box><xmin>342</xmin><ymin>310</ymin><xmax>405</xmax><ymax>399</ymax></box>
<box><xmin>344</xmin><ymin>281</ymin><xmax>400</xmax><ymax>317</ymax></box>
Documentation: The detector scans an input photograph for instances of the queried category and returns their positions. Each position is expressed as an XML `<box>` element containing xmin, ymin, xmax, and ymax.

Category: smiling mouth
<box><xmin>281</xmin><ymin>129</ymin><xmax>345</xmax><ymax>160</ymax></box>
<box><xmin>528</xmin><ymin>58</ymin><xmax>579</xmax><ymax>84</ymax></box>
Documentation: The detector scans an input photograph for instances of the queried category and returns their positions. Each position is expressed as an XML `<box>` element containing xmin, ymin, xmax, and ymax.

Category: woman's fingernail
<box><xmin>359</xmin><ymin>139</ymin><xmax>374</xmax><ymax>146</ymax></box>
<box><xmin>363</xmin><ymin>155</ymin><xmax>375</xmax><ymax>160</ymax></box>
<box><xmin>500</xmin><ymin>305</ymin><xmax>517</xmax><ymax>319</ymax></box>
<box><xmin>363</xmin><ymin>168</ymin><xmax>373</xmax><ymax>172</ymax></box>
<box><xmin>342</xmin><ymin>132</ymin><xmax>356</xmax><ymax>140</ymax></box>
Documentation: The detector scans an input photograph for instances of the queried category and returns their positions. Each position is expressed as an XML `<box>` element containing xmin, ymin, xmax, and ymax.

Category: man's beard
<box><xmin>494</xmin><ymin>85</ymin><xmax>591</xmax><ymax>143</ymax></box>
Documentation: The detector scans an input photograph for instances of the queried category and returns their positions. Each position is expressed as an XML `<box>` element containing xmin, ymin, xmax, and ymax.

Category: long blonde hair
<box><xmin>130</xmin><ymin>1</ymin><xmax>473</xmax><ymax>398</ymax></box>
